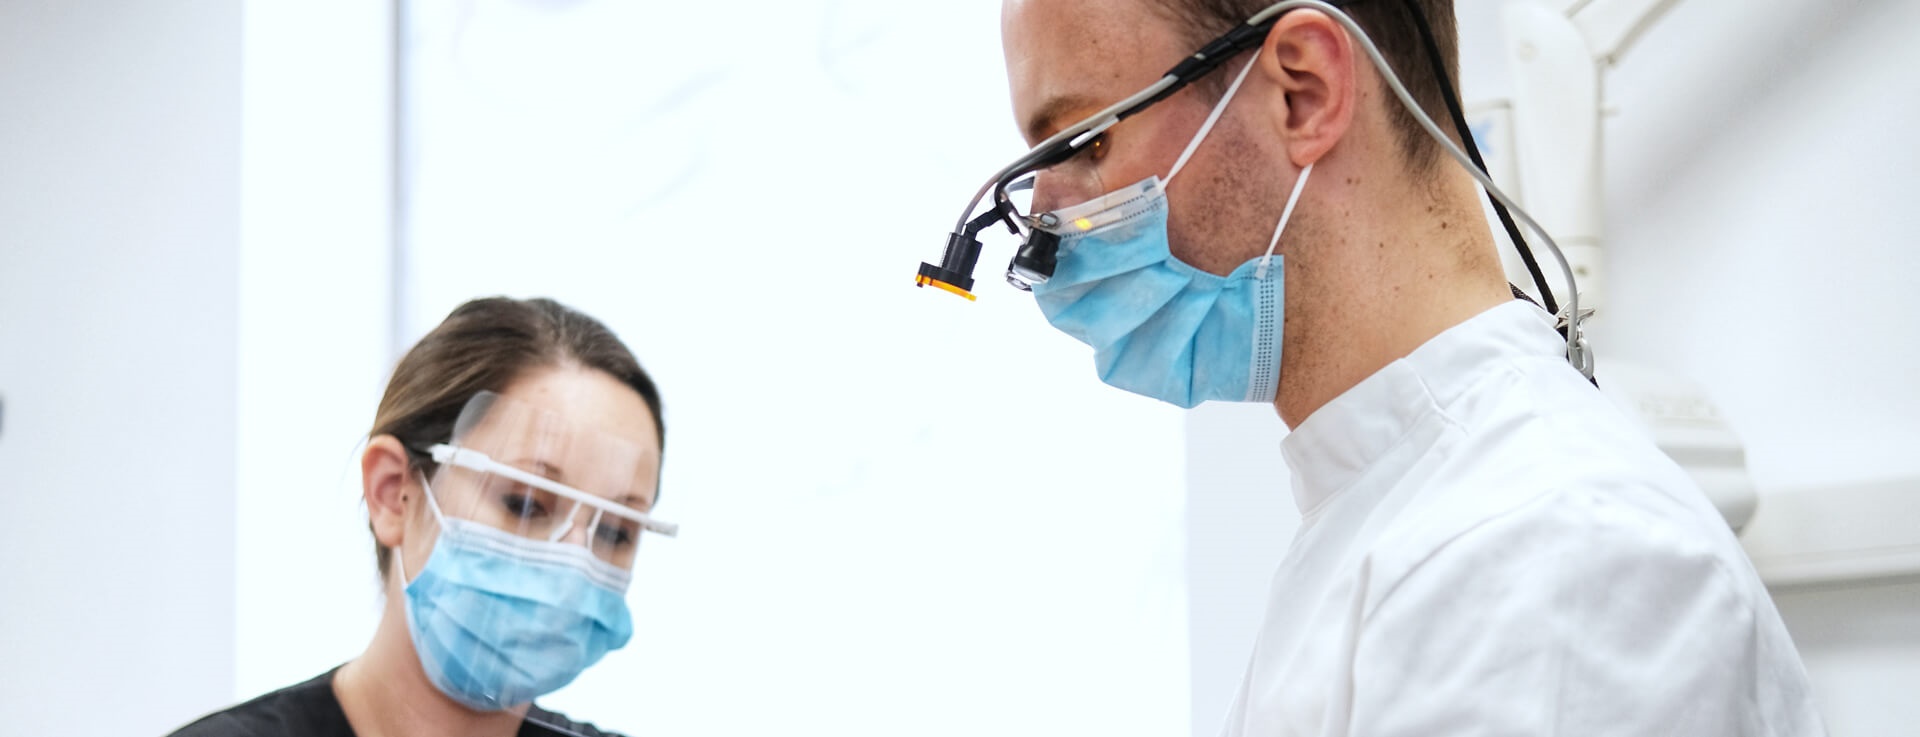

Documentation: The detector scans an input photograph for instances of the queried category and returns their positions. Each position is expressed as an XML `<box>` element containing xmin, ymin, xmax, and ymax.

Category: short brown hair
<box><xmin>367</xmin><ymin>296</ymin><xmax>665</xmax><ymax>574</ymax></box>
<box><xmin>1157</xmin><ymin>0</ymin><xmax>1460</xmax><ymax>172</ymax></box>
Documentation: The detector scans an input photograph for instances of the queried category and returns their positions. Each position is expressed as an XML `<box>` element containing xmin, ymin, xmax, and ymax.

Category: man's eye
<box><xmin>1080</xmin><ymin>133</ymin><xmax>1109</xmax><ymax>163</ymax></box>
<box><xmin>501</xmin><ymin>491</ymin><xmax>546</xmax><ymax>519</ymax></box>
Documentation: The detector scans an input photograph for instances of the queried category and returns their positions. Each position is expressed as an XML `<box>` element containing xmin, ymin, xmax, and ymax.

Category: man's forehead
<box><xmin>1002</xmin><ymin>0</ymin><xmax>1189</xmax><ymax>142</ymax></box>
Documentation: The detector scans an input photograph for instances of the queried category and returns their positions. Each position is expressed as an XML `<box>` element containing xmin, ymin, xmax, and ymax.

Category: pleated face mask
<box><xmin>1028</xmin><ymin>50</ymin><xmax>1313</xmax><ymax>409</ymax></box>
<box><xmin>400</xmin><ymin>482</ymin><xmax>636</xmax><ymax>711</ymax></box>
<box><xmin>394</xmin><ymin>390</ymin><xmax>677</xmax><ymax>711</ymax></box>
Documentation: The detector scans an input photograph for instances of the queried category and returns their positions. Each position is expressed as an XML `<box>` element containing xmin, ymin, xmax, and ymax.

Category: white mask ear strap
<box><xmin>417</xmin><ymin>470</ymin><xmax>446</xmax><ymax>525</ymax></box>
<box><xmin>1166</xmin><ymin>50</ymin><xmax>1263</xmax><ymax>188</ymax></box>
<box><xmin>392</xmin><ymin>469</ymin><xmax>447</xmax><ymax>588</ymax></box>
<box><xmin>1258</xmin><ymin>162</ymin><xmax>1313</xmax><ymax>280</ymax></box>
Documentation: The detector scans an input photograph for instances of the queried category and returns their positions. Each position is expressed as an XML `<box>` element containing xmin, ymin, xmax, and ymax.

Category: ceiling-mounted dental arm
<box><xmin>1499</xmin><ymin>0</ymin><xmax>1686</xmax><ymax>320</ymax></box>
<box><xmin>1565</xmin><ymin>0</ymin><xmax>1684</xmax><ymax>66</ymax></box>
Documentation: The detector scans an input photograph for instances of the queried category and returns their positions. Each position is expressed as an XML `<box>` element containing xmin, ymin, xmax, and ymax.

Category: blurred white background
<box><xmin>1</xmin><ymin>1</ymin><xmax>1914</xmax><ymax>736</ymax></box>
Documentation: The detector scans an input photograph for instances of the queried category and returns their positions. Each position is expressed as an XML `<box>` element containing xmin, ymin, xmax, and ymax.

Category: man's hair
<box><xmin>1157</xmin><ymin>0</ymin><xmax>1461</xmax><ymax>173</ymax></box>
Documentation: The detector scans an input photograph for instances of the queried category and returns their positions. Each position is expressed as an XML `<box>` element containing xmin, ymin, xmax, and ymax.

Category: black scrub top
<box><xmin>166</xmin><ymin>668</ymin><xmax>624</xmax><ymax>737</ymax></box>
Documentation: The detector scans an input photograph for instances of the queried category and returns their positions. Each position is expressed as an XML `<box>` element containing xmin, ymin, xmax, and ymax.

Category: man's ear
<box><xmin>363</xmin><ymin>435</ymin><xmax>416</xmax><ymax>557</ymax></box>
<box><xmin>1253</xmin><ymin>9</ymin><xmax>1357</xmax><ymax>168</ymax></box>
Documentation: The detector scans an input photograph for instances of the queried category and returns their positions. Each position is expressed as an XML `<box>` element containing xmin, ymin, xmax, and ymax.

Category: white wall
<box><xmin>1185</xmin><ymin>404</ymin><xmax>1297</xmax><ymax>737</ymax></box>
<box><xmin>0</xmin><ymin>1</ymin><xmax>243</xmax><ymax>734</ymax></box>
<box><xmin>1772</xmin><ymin>580</ymin><xmax>1920</xmax><ymax>737</ymax></box>
<box><xmin>1186</xmin><ymin>1</ymin><xmax>1920</xmax><ymax>735</ymax></box>
<box><xmin>1587</xmin><ymin>0</ymin><xmax>1920</xmax><ymax>732</ymax></box>
<box><xmin>234</xmin><ymin>0</ymin><xmax>395</xmax><ymax>699</ymax></box>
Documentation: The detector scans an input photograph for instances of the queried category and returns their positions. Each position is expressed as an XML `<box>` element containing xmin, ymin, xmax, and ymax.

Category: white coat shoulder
<box><xmin>1343</xmin><ymin>363</ymin><xmax>1824</xmax><ymax>736</ymax></box>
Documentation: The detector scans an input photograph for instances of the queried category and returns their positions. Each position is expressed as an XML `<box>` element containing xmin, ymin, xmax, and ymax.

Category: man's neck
<box><xmin>1273</xmin><ymin>172</ymin><xmax>1509</xmax><ymax>428</ymax></box>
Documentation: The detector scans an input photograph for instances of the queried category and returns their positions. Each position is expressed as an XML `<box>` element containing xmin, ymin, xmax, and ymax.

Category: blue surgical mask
<box><xmin>398</xmin><ymin>477</ymin><xmax>636</xmax><ymax>711</ymax></box>
<box><xmin>1029</xmin><ymin>51</ymin><xmax>1313</xmax><ymax>409</ymax></box>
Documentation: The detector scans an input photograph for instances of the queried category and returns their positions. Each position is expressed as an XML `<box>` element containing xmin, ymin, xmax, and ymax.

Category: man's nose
<box><xmin>1031</xmin><ymin>169</ymin><xmax>1096</xmax><ymax>215</ymax></box>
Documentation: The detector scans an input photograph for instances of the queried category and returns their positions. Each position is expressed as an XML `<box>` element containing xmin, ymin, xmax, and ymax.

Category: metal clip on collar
<box><xmin>1555</xmin><ymin>302</ymin><xmax>1597</xmax><ymax>378</ymax></box>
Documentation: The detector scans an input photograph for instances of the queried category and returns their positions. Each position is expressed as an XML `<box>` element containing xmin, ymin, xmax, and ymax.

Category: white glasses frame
<box><xmin>430</xmin><ymin>443</ymin><xmax>680</xmax><ymax>538</ymax></box>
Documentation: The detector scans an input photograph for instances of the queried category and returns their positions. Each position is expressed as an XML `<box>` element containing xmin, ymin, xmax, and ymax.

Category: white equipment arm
<box><xmin>1500</xmin><ymin>0</ymin><xmax>1684</xmax><ymax>313</ymax></box>
<box><xmin>1568</xmin><ymin>0</ymin><xmax>1686</xmax><ymax>66</ymax></box>
<box><xmin>1499</xmin><ymin>0</ymin><xmax>1766</xmax><ymax>534</ymax></box>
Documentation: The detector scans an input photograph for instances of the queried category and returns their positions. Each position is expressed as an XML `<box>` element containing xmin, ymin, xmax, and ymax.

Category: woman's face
<box><xmin>404</xmin><ymin>365</ymin><xmax>663</xmax><ymax>573</ymax></box>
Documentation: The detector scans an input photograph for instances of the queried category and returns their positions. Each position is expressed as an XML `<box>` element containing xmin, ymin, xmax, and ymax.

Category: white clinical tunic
<box><xmin>1220</xmin><ymin>301</ymin><xmax>1825</xmax><ymax>736</ymax></box>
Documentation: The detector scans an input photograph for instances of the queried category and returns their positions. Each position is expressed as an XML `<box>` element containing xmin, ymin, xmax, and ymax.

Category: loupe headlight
<box><xmin>1007</xmin><ymin>229</ymin><xmax>1061</xmax><ymax>291</ymax></box>
<box><xmin>916</xmin><ymin>143</ymin><xmax>1082</xmax><ymax>300</ymax></box>
<box><xmin>994</xmin><ymin>177</ymin><xmax>1059</xmax><ymax>291</ymax></box>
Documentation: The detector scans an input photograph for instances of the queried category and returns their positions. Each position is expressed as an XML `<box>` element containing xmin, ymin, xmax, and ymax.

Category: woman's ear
<box><xmin>1255</xmin><ymin>8</ymin><xmax>1357</xmax><ymax>168</ymax></box>
<box><xmin>363</xmin><ymin>435</ymin><xmax>415</xmax><ymax>555</ymax></box>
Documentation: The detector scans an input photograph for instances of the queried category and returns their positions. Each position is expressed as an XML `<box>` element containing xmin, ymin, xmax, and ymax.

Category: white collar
<box><xmin>1279</xmin><ymin>300</ymin><xmax>1564</xmax><ymax>516</ymax></box>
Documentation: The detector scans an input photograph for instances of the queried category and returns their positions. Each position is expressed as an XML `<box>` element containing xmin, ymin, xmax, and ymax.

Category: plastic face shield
<box><xmin>422</xmin><ymin>391</ymin><xmax>675</xmax><ymax>576</ymax></box>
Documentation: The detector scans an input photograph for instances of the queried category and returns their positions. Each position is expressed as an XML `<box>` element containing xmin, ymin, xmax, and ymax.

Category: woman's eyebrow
<box><xmin>505</xmin><ymin>458</ymin><xmax>653</xmax><ymax>509</ymax></box>
<box><xmin>614</xmin><ymin>494</ymin><xmax>652</xmax><ymax>511</ymax></box>
<box><xmin>508</xmin><ymin>458</ymin><xmax>566</xmax><ymax>482</ymax></box>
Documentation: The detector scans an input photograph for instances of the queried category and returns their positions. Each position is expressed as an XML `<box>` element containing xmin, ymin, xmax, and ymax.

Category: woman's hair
<box><xmin>367</xmin><ymin>296</ymin><xmax>664</xmax><ymax>575</ymax></box>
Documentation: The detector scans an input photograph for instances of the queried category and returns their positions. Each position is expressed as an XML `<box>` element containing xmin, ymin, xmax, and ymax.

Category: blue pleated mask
<box><xmin>1029</xmin><ymin>51</ymin><xmax>1312</xmax><ymax>409</ymax></box>
<box><xmin>398</xmin><ymin>477</ymin><xmax>635</xmax><ymax>711</ymax></box>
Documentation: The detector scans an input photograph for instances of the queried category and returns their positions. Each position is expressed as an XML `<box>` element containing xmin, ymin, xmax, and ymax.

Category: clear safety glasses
<box><xmin>914</xmin><ymin>3</ymin><xmax>1307</xmax><ymax>300</ymax></box>
<box><xmin>422</xmin><ymin>391</ymin><xmax>675</xmax><ymax>573</ymax></box>
<box><xmin>915</xmin><ymin>0</ymin><xmax>1592</xmax><ymax>378</ymax></box>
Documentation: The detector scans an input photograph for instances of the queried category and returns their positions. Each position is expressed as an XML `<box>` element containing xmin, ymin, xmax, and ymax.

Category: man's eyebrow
<box><xmin>1024</xmin><ymin>93</ymin><xmax>1104</xmax><ymax>146</ymax></box>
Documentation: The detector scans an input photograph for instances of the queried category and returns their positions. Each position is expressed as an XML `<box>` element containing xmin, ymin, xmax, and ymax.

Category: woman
<box><xmin>171</xmin><ymin>297</ymin><xmax>671</xmax><ymax>737</ymax></box>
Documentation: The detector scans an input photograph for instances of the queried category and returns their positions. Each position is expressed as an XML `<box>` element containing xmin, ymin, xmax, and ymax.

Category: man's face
<box><xmin>1002</xmin><ymin>0</ymin><xmax>1288</xmax><ymax>276</ymax></box>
